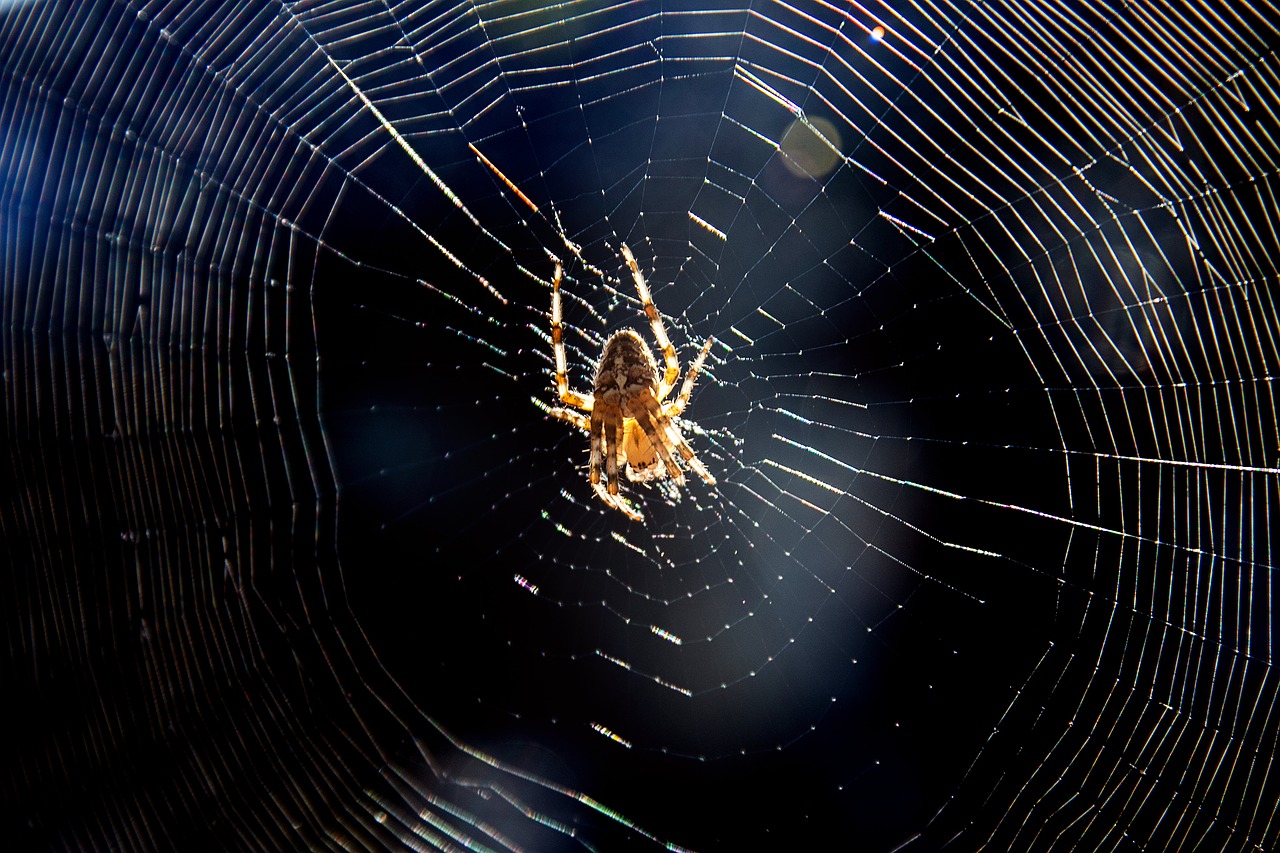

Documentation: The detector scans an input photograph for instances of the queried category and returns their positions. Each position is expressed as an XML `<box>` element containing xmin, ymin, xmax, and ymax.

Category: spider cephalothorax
<box><xmin>549</xmin><ymin>244</ymin><xmax>715</xmax><ymax>520</ymax></box>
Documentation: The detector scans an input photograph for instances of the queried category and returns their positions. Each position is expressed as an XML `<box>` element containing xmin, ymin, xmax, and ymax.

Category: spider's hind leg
<box><xmin>605</xmin><ymin>408</ymin><xmax>625</xmax><ymax>496</ymax></box>
<box><xmin>587</xmin><ymin>407</ymin><xmax>606</xmax><ymax>490</ymax></box>
<box><xmin>613</xmin><ymin>415</ymin><xmax>631</xmax><ymax>495</ymax></box>
<box><xmin>592</xmin><ymin>479</ymin><xmax>643</xmax><ymax>521</ymax></box>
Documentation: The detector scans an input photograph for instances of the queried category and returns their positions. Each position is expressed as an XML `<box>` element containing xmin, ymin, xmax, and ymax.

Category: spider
<box><xmin>548</xmin><ymin>244</ymin><xmax>716</xmax><ymax>520</ymax></box>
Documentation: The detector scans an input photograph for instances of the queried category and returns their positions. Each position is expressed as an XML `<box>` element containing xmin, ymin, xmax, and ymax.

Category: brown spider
<box><xmin>549</xmin><ymin>244</ymin><xmax>715</xmax><ymax>520</ymax></box>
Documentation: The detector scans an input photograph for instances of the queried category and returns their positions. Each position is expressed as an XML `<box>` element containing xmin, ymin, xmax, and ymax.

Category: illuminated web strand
<box><xmin>595</xmin><ymin>650</ymin><xmax>693</xmax><ymax>697</ymax></box>
<box><xmin>773</xmin><ymin>432</ymin><xmax>1275</xmax><ymax>572</ymax></box>
<box><xmin>688</xmin><ymin>211</ymin><xmax>726</xmax><ymax>241</ymax></box>
<box><xmin>465</xmin><ymin>140</ymin><xmax>610</xmax><ymax>279</ymax></box>
<box><xmin>411</xmin><ymin>722</ymin><xmax>686</xmax><ymax>850</ymax></box>
<box><xmin>326</xmin><ymin>57</ymin><xmax>509</xmax><ymax>304</ymax></box>
<box><xmin>470</xmin><ymin>142</ymin><xmax>540</xmax><ymax>213</ymax></box>
<box><xmin>138</xmin><ymin>0</ymin><xmax>522</xmax><ymax>317</ymax></box>
<box><xmin>590</xmin><ymin>722</ymin><xmax>633</xmax><ymax>748</ymax></box>
<box><xmin>327</xmin><ymin>58</ymin><xmax>478</xmax><ymax>226</ymax></box>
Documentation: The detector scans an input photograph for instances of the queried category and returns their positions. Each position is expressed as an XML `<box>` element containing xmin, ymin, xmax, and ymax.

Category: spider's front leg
<box><xmin>620</xmin><ymin>244</ymin><xmax>681</xmax><ymax>398</ymax></box>
<box><xmin>551</xmin><ymin>260</ymin><xmax>594</xmax><ymax>411</ymax></box>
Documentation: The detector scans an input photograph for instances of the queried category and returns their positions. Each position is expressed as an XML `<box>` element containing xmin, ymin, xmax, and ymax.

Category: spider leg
<box><xmin>620</xmin><ymin>243</ymin><xmax>681</xmax><ymax>400</ymax></box>
<box><xmin>548</xmin><ymin>407</ymin><xmax>590</xmax><ymax>432</ymax></box>
<box><xmin>660</xmin><ymin>417</ymin><xmax>716</xmax><ymax>486</ymax></box>
<box><xmin>642</xmin><ymin>392</ymin><xmax>717</xmax><ymax>486</ymax></box>
<box><xmin>583</xmin><ymin>403</ymin><xmax>642</xmax><ymax>520</ymax></box>
<box><xmin>588</xmin><ymin>406</ymin><xmax>605</xmax><ymax>489</ymax></box>
<box><xmin>593</xmin><ymin>479</ymin><xmax>643</xmax><ymax>521</ymax></box>
<box><xmin>636</xmin><ymin>394</ymin><xmax>687</xmax><ymax>485</ymax></box>
<box><xmin>683</xmin><ymin>445</ymin><xmax>716</xmax><ymax>485</ymax></box>
<box><xmin>613</xmin><ymin>410</ymin><xmax>629</xmax><ymax>496</ymax></box>
<box><xmin>593</xmin><ymin>406</ymin><xmax>642</xmax><ymax>519</ymax></box>
<box><xmin>551</xmin><ymin>261</ymin><xmax>594</xmax><ymax>410</ymax></box>
<box><xmin>605</xmin><ymin>407</ymin><xmax>624</xmax><ymax>496</ymax></box>
<box><xmin>665</xmin><ymin>335</ymin><xmax>714</xmax><ymax>416</ymax></box>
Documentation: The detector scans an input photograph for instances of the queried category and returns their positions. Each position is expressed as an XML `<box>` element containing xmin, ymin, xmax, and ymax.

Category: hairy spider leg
<box><xmin>683</xmin><ymin>444</ymin><xmax>716</xmax><ymax>485</ymax></box>
<box><xmin>551</xmin><ymin>403</ymin><xmax>644</xmax><ymax>520</ymax></box>
<box><xmin>665</xmin><ymin>335</ymin><xmax>714</xmax><ymax>417</ymax></box>
<box><xmin>608</xmin><ymin>409</ymin><xmax>627</xmax><ymax>495</ymax></box>
<box><xmin>587</xmin><ymin>405</ymin><xmax>606</xmax><ymax>491</ymax></box>
<box><xmin>635</xmin><ymin>393</ymin><xmax>688</xmax><ymax>484</ymax></box>
<box><xmin>551</xmin><ymin>261</ymin><xmax>593</xmax><ymax>410</ymax></box>
<box><xmin>620</xmin><ymin>244</ymin><xmax>681</xmax><ymax>400</ymax></box>
<box><xmin>663</xmin><ymin>415</ymin><xmax>715</xmax><ymax>485</ymax></box>
<box><xmin>548</xmin><ymin>407</ymin><xmax>589</xmax><ymax>431</ymax></box>
<box><xmin>593</xmin><ymin>478</ymin><xmax>642</xmax><ymax>521</ymax></box>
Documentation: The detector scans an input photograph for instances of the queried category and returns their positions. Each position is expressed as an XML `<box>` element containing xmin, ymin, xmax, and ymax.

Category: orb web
<box><xmin>2</xmin><ymin>0</ymin><xmax>1278</xmax><ymax>850</ymax></box>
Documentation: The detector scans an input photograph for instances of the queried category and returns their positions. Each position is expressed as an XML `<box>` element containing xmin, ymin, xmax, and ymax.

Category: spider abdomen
<box><xmin>593</xmin><ymin>329</ymin><xmax>660</xmax><ymax>409</ymax></box>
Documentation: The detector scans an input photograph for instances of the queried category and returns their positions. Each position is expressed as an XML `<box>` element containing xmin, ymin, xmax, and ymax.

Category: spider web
<box><xmin>3</xmin><ymin>0</ymin><xmax>1279</xmax><ymax>850</ymax></box>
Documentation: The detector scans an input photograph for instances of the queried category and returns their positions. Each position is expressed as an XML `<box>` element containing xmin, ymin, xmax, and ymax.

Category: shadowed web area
<box><xmin>3</xmin><ymin>0</ymin><xmax>1279</xmax><ymax>850</ymax></box>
